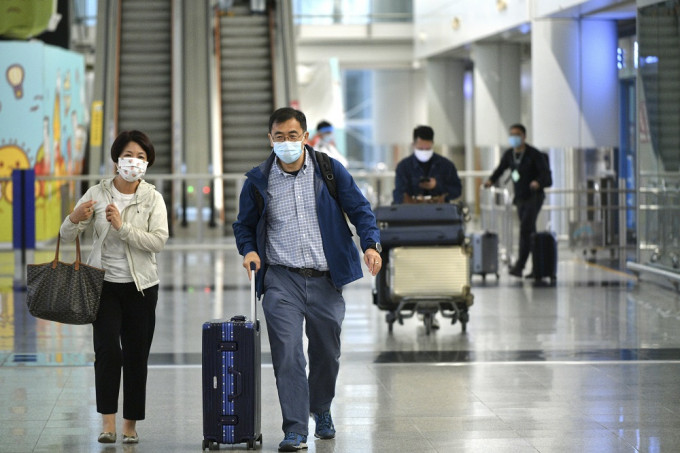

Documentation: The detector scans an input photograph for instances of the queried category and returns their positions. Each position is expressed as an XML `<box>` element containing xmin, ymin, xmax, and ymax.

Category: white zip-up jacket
<box><xmin>60</xmin><ymin>177</ymin><xmax>169</xmax><ymax>292</ymax></box>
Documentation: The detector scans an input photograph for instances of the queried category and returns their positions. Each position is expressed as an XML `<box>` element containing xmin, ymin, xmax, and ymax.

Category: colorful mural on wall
<box><xmin>0</xmin><ymin>41</ymin><xmax>89</xmax><ymax>243</ymax></box>
<box><xmin>0</xmin><ymin>0</ymin><xmax>57</xmax><ymax>40</ymax></box>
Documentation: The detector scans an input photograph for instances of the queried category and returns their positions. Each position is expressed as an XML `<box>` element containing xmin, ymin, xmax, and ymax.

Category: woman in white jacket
<box><xmin>60</xmin><ymin>130</ymin><xmax>168</xmax><ymax>445</ymax></box>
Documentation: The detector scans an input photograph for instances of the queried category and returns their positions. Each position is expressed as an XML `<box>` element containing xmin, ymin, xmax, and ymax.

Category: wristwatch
<box><xmin>366</xmin><ymin>243</ymin><xmax>382</xmax><ymax>253</ymax></box>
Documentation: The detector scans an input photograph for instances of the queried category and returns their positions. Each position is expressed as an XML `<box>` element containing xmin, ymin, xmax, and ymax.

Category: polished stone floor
<box><xmin>2</xmin><ymin>238</ymin><xmax>680</xmax><ymax>453</ymax></box>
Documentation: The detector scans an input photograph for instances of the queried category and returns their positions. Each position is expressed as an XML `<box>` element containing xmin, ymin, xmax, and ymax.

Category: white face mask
<box><xmin>414</xmin><ymin>149</ymin><xmax>434</xmax><ymax>162</ymax></box>
<box><xmin>117</xmin><ymin>157</ymin><xmax>148</xmax><ymax>182</ymax></box>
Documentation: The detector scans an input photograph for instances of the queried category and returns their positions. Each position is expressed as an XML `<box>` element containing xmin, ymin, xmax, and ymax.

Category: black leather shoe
<box><xmin>509</xmin><ymin>267</ymin><xmax>523</xmax><ymax>277</ymax></box>
<box><xmin>524</xmin><ymin>272</ymin><xmax>535</xmax><ymax>279</ymax></box>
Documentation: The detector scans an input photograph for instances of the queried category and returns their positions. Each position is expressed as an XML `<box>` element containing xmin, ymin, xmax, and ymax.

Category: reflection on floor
<box><xmin>2</xmin><ymin>240</ymin><xmax>680</xmax><ymax>453</ymax></box>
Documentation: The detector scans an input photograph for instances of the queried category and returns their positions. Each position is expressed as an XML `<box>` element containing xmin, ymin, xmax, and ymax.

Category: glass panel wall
<box><xmin>636</xmin><ymin>0</ymin><xmax>680</xmax><ymax>271</ymax></box>
<box><xmin>293</xmin><ymin>0</ymin><xmax>411</xmax><ymax>25</ymax></box>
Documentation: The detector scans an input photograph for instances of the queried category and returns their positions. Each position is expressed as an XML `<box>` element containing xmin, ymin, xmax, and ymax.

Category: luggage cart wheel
<box><xmin>209</xmin><ymin>440</ymin><xmax>220</xmax><ymax>450</ymax></box>
<box><xmin>202</xmin><ymin>439</ymin><xmax>209</xmax><ymax>450</ymax></box>
<box><xmin>386</xmin><ymin>312</ymin><xmax>396</xmax><ymax>333</ymax></box>
<box><xmin>481</xmin><ymin>274</ymin><xmax>486</xmax><ymax>282</ymax></box>
<box><xmin>496</xmin><ymin>273</ymin><xmax>500</xmax><ymax>280</ymax></box>
<box><xmin>550</xmin><ymin>276</ymin><xmax>556</xmax><ymax>286</ymax></box>
<box><xmin>247</xmin><ymin>439</ymin><xmax>255</xmax><ymax>449</ymax></box>
<box><xmin>424</xmin><ymin>314</ymin><xmax>432</xmax><ymax>335</ymax></box>
<box><xmin>459</xmin><ymin>310</ymin><xmax>469</xmax><ymax>333</ymax></box>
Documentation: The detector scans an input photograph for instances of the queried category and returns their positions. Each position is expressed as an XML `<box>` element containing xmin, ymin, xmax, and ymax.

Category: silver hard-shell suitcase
<box><xmin>470</xmin><ymin>232</ymin><xmax>499</xmax><ymax>280</ymax></box>
<box><xmin>388</xmin><ymin>246</ymin><xmax>471</xmax><ymax>301</ymax></box>
<box><xmin>386</xmin><ymin>246</ymin><xmax>473</xmax><ymax>333</ymax></box>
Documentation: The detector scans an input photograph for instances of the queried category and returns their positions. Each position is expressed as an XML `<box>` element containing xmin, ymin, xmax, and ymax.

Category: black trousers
<box><xmin>93</xmin><ymin>281</ymin><xmax>158</xmax><ymax>420</ymax></box>
<box><xmin>514</xmin><ymin>193</ymin><xmax>544</xmax><ymax>272</ymax></box>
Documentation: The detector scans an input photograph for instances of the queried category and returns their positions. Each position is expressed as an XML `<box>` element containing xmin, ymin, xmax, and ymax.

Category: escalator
<box><xmin>117</xmin><ymin>0</ymin><xmax>173</xmax><ymax>176</ymax></box>
<box><xmin>217</xmin><ymin>1</ymin><xmax>275</xmax><ymax>225</ymax></box>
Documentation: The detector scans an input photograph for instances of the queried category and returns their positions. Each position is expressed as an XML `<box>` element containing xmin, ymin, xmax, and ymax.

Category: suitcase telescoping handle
<box><xmin>250</xmin><ymin>262</ymin><xmax>257</xmax><ymax>323</ymax></box>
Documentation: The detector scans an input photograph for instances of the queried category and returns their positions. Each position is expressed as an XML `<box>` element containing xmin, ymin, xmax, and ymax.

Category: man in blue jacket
<box><xmin>233</xmin><ymin>107</ymin><xmax>382</xmax><ymax>452</ymax></box>
<box><xmin>393</xmin><ymin>125</ymin><xmax>462</xmax><ymax>204</ymax></box>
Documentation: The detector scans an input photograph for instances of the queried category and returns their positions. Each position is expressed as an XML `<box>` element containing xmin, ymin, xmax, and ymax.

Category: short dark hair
<box><xmin>110</xmin><ymin>130</ymin><xmax>155</xmax><ymax>166</ymax></box>
<box><xmin>413</xmin><ymin>125</ymin><xmax>434</xmax><ymax>142</ymax></box>
<box><xmin>269</xmin><ymin>107</ymin><xmax>307</xmax><ymax>132</ymax></box>
<box><xmin>509</xmin><ymin>124</ymin><xmax>526</xmax><ymax>136</ymax></box>
<box><xmin>316</xmin><ymin>120</ymin><xmax>333</xmax><ymax>132</ymax></box>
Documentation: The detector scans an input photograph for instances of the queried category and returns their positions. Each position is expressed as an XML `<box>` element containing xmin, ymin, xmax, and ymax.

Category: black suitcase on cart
<box><xmin>375</xmin><ymin>203</ymin><xmax>464</xmax><ymax>225</ymax></box>
<box><xmin>380</xmin><ymin>224</ymin><xmax>465</xmax><ymax>247</ymax></box>
<box><xmin>531</xmin><ymin>231</ymin><xmax>557</xmax><ymax>285</ymax></box>
<box><xmin>202</xmin><ymin>264</ymin><xmax>262</xmax><ymax>450</ymax></box>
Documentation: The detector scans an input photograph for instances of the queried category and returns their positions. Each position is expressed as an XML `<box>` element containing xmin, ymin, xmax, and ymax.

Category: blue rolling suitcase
<box><xmin>202</xmin><ymin>264</ymin><xmax>262</xmax><ymax>450</ymax></box>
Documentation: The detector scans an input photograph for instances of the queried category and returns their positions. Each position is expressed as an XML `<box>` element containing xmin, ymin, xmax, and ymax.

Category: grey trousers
<box><xmin>262</xmin><ymin>265</ymin><xmax>346</xmax><ymax>437</ymax></box>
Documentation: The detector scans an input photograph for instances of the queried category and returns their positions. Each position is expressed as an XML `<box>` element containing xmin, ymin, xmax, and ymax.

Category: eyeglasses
<box><xmin>271</xmin><ymin>131</ymin><xmax>304</xmax><ymax>142</ymax></box>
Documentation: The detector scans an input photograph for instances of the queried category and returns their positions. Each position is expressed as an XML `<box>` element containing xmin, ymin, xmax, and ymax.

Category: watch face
<box><xmin>375</xmin><ymin>243</ymin><xmax>382</xmax><ymax>253</ymax></box>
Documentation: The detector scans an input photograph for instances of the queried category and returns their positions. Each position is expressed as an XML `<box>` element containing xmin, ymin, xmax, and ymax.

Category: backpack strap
<box><xmin>314</xmin><ymin>150</ymin><xmax>338</xmax><ymax>201</ymax></box>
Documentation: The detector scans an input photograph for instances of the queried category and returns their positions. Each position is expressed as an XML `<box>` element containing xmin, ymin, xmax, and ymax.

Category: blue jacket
<box><xmin>393</xmin><ymin>153</ymin><xmax>462</xmax><ymax>204</ymax></box>
<box><xmin>232</xmin><ymin>146</ymin><xmax>380</xmax><ymax>296</ymax></box>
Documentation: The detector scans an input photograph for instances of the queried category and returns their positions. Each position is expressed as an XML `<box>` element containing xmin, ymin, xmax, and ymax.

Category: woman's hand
<box><xmin>106</xmin><ymin>204</ymin><xmax>122</xmax><ymax>230</ymax></box>
<box><xmin>69</xmin><ymin>200</ymin><xmax>96</xmax><ymax>223</ymax></box>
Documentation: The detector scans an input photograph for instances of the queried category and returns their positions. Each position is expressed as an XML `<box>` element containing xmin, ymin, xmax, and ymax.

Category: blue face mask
<box><xmin>273</xmin><ymin>141</ymin><xmax>303</xmax><ymax>164</ymax></box>
<box><xmin>509</xmin><ymin>135</ymin><xmax>522</xmax><ymax>148</ymax></box>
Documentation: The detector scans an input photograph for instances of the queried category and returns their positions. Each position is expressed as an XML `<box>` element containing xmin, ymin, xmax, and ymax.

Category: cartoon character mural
<box><xmin>0</xmin><ymin>0</ymin><xmax>59</xmax><ymax>40</ymax></box>
<box><xmin>0</xmin><ymin>41</ymin><xmax>89</xmax><ymax>243</ymax></box>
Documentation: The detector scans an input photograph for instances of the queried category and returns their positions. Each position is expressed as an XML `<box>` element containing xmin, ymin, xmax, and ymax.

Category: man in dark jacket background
<box><xmin>393</xmin><ymin>125</ymin><xmax>462</xmax><ymax>204</ymax></box>
<box><xmin>233</xmin><ymin>107</ymin><xmax>381</xmax><ymax>452</ymax></box>
<box><xmin>484</xmin><ymin>123</ymin><xmax>552</xmax><ymax>278</ymax></box>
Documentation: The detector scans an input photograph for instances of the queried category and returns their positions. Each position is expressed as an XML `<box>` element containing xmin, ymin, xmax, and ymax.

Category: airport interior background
<box><xmin>2</xmin><ymin>0</ymin><xmax>680</xmax><ymax>452</ymax></box>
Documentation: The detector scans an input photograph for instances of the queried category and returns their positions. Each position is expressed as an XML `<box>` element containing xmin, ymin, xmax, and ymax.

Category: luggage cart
<box><xmin>373</xmin><ymin>204</ymin><xmax>473</xmax><ymax>335</ymax></box>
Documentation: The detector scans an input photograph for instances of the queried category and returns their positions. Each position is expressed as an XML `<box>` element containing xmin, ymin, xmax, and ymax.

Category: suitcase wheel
<box><xmin>202</xmin><ymin>439</ymin><xmax>219</xmax><ymax>450</ymax></box>
<box><xmin>459</xmin><ymin>310</ymin><xmax>469</xmax><ymax>333</ymax></box>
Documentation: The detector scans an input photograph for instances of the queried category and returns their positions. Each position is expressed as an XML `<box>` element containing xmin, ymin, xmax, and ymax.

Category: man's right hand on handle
<box><xmin>483</xmin><ymin>180</ymin><xmax>493</xmax><ymax>188</ymax></box>
<box><xmin>243</xmin><ymin>251</ymin><xmax>261</xmax><ymax>281</ymax></box>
